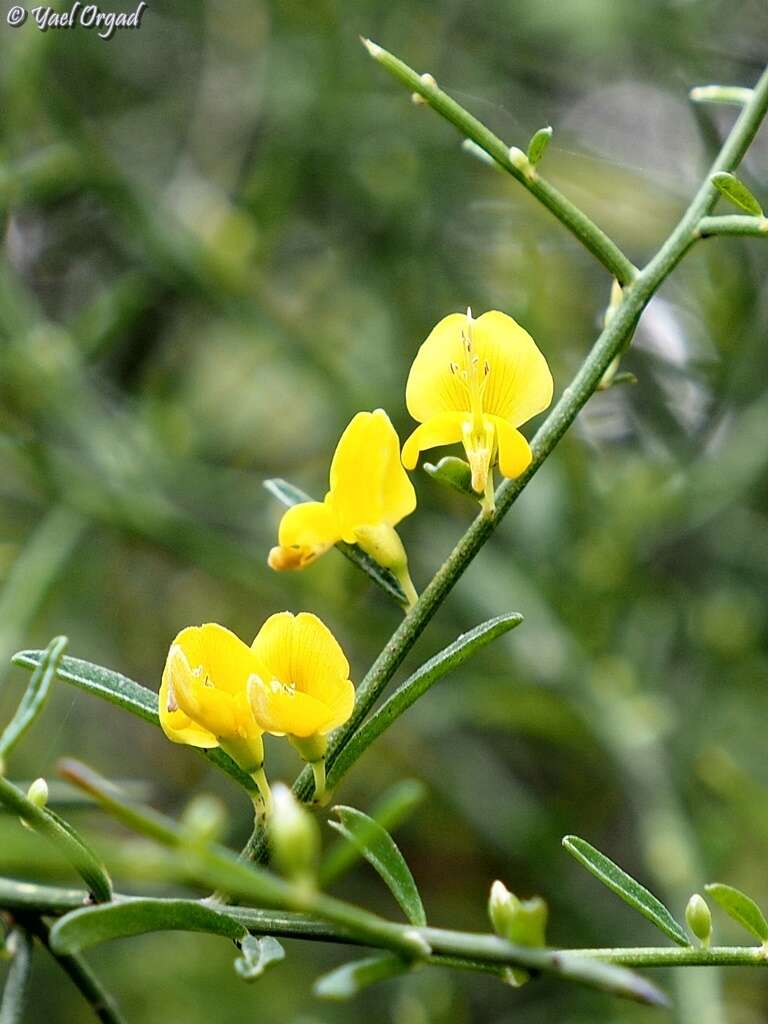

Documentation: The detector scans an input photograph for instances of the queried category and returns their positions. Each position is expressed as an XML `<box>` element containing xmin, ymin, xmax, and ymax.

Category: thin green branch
<box><xmin>362</xmin><ymin>39</ymin><xmax>638</xmax><ymax>285</ymax></box>
<box><xmin>569</xmin><ymin>946</ymin><xmax>768</xmax><ymax>968</ymax></box>
<box><xmin>244</xmin><ymin>59</ymin><xmax>768</xmax><ymax>859</ymax></box>
<box><xmin>698</xmin><ymin>215</ymin><xmax>768</xmax><ymax>238</ymax></box>
<box><xmin>0</xmin><ymin>929</ymin><xmax>32</xmax><ymax>1024</ymax></box>
<box><xmin>23</xmin><ymin>917</ymin><xmax>125</xmax><ymax>1024</ymax></box>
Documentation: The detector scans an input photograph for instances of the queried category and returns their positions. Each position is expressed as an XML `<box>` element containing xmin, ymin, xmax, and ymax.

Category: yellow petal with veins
<box><xmin>401</xmin><ymin>411</ymin><xmax>466</xmax><ymax>469</ymax></box>
<box><xmin>473</xmin><ymin>312</ymin><xmax>553</xmax><ymax>426</ymax></box>
<box><xmin>491</xmin><ymin>416</ymin><xmax>533</xmax><ymax>479</ymax></box>
<box><xmin>159</xmin><ymin>624</ymin><xmax>263</xmax><ymax>744</ymax></box>
<box><xmin>159</xmin><ymin>656</ymin><xmax>218</xmax><ymax>748</ymax></box>
<box><xmin>248</xmin><ymin>675</ymin><xmax>355</xmax><ymax>738</ymax></box>
<box><xmin>249</xmin><ymin>611</ymin><xmax>354</xmax><ymax>738</ymax></box>
<box><xmin>406</xmin><ymin>311</ymin><xmax>552</xmax><ymax>427</ymax></box>
<box><xmin>329</xmin><ymin>410</ymin><xmax>416</xmax><ymax>538</ymax></box>
<box><xmin>169</xmin><ymin>645</ymin><xmax>241</xmax><ymax>737</ymax></box>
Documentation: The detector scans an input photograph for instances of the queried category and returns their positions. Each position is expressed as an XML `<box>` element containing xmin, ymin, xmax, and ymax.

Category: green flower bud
<box><xmin>488</xmin><ymin>880</ymin><xmax>548</xmax><ymax>947</ymax></box>
<box><xmin>26</xmin><ymin>778</ymin><xmax>49</xmax><ymax>809</ymax></box>
<box><xmin>686</xmin><ymin>893</ymin><xmax>712</xmax><ymax>947</ymax></box>
<box><xmin>270</xmin><ymin>783</ymin><xmax>320</xmax><ymax>887</ymax></box>
<box><xmin>181</xmin><ymin>794</ymin><xmax>227</xmax><ymax>844</ymax></box>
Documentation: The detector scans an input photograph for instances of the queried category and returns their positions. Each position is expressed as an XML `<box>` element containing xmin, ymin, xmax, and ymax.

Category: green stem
<box><xmin>698</xmin><ymin>214</ymin><xmax>768</xmax><ymax>237</ymax></box>
<box><xmin>568</xmin><ymin>946</ymin><xmax>768</xmax><ymax>967</ymax></box>
<box><xmin>249</xmin><ymin>767</ymin><xmax>273</xmax><ymax>817</ymax></box>
<box><xmin>311</xmin><ymin>760</ymin><xmax>327</xmax><ymax>803</ymax></box>
<box><xmin>315</xmin><ymin>55</ymin><xmax>768</xmax><ymax>788</ymax></box>
<box><xmin>227</xmin><ymin>58</ymin><xmax>768</xmax><ymax>858</ymax></box>
<box><xmin>23</xmin><ymin>916</ymin><xmax>125</xmax><ymax>1024</ymax></box>
<box><xmin>0</xmin><ymin>930</ymin><xmax>32</xmax><ymax>1024</ymax></box>
<box><xmin>362</xmin><ymin>39</ymin><xmax>638</xmax><ymax>285</ymax></box>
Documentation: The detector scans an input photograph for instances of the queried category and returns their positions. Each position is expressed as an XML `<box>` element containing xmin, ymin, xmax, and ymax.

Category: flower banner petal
<box><xmin>473</xmin><ymin>311</ymin><xmax>553</xmax><ymax>427</ymax></box>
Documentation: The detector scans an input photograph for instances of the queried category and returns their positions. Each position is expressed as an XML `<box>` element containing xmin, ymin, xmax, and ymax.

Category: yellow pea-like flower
<box><xmin>268</xmin><ymin>409</ymin><xmax>418</xmax><ymax>608</ymax></box>
<box><xmin>402</xmin><ymin>309</ymin><xmax>553</xmax><ymax>511</ymax></box>
<box><xmin>247</xmin><ymin>611</ymin><xmax>355</xmax><ymax>801</ymax></box>
<box><xmin>159</xmin><ymin>623</ymin><xmax>272</xmax><ymax>812</ymax></box>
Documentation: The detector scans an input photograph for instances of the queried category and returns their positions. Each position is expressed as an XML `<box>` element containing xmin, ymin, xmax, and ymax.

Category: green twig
<box><xmin>0</xmin><ymin>929</ymin><xmax>32</xmax><ymax>1024</ymax></box>
<box><xmin>261</xmin><ymin>55</ymin><xmax>768</xmax><ymax>854</ymax></box>
<box><xmin>362</xmin><ymin>38</ymin><xmax>638</xmax><ymax>285</ymax></box>
<box><xmin>23</xmin><ymin>917</ymin><xmax>125</xmax><ymax>1024</ymax></box>
<box><xmin>698</xmin><ymin>215</ymin><xmax>768</xmax><ymax>238</ymax></box>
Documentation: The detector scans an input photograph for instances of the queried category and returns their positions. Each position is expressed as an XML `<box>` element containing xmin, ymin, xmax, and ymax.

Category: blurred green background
<box><xmin>1</xmin><ymin>0</ymin><xmax>768</xmax><ymax>1021</ymax></box>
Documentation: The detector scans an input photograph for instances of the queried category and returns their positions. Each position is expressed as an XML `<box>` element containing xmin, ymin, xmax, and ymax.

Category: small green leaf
<box><xmin>705</xmin><ymin>883</ymin><xmax>768</xmax><ymax>943</ymax></box>
<box><xmin>563</xmin><ymin>835</ymin><xmax>688</xmax><ymax>946</ymax></box>
<box><xmin>711</xmin><ymin>172</ymin><xmax>763</xmax><ymax>216</ymax></box>
<box><xmin>423</xmin><ymin>457</ymin><xmax>475</xmax><ymax>498</ymax></box>
<box><xmin>320</xmin><ymin>780</ymin><xmax>426</xmax><ymax>887</ymax></box>
<box><xmin>11</xmin><ymin>651</ymin><xmax>252</xmax><ymax>790</ymax></box>
<box><xmin>527</xmin><ymin>126</ymin><xmax>553</xmax><ymax>165</ymax></box>
<box><xmin>234</xmin><ymin>935</ymin><xmax>286</xmax><ymax>982</ymax></box>
<box><xmin>0</xmin><ymin>636</ymin><xmax>67</xmax><ymax>760</ymax></box>
<box><xmin>314</xmin><ymin>954</ymin><xmax>410</xmax><ymax>1000</ymax></box>
<box><xmin>264</xmin><ymin>478</ymin><xmax>407</xmax><ymax>604</ymax></box>
<box><xmin>329</xmin><ymin>806</ymin><xmax>426</xmax><ymax>927</ymax></box>
<box><xmin>51</xmin><ymin>898</ymin><xmax>247</xmax><ymax>954</ymax></box>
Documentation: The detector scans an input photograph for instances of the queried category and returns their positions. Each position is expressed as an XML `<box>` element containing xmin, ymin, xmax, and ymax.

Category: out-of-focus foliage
<box><xmin>1</xmin><ymin>0</ymin><xmax>768</xmax><ymax>1020</ymax></box>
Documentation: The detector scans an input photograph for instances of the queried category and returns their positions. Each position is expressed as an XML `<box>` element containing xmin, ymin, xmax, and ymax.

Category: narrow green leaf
<box><xmin>329</xmin><ymin>806</ymin><xmax>426</xmax><ymax>927</ymax></box>
<box><xmin>422</xmin><ymin>457</ymin><xmax>475</xmax><ymax>498</ymax></box>
<box><xmin>562</xmin><ymin>835</ymin><xmax>688</xmax><ymax>946</ymax></box>
<box><xmin>711</xmin><ymin>172</ymin><xmax>763</xmax><ymax>216</ymax></box>
<box><xmin>11</xmin><ymin>651</ymin><xmax>253</xmax><ymax>790</ymax></box>
<box><xmin>314</xmin><ymin>954</ymin><xmax>410</xmax><ymax>1000</ymax></box>
<box><xmin>705</xmin><ymin>883</ymin><xmax>768</xmax><ymax>943</ymax></box>
<box><xmin>264</xmin><ymin>478</ymin><xmax>407</xmax><ymax>604</ymax></box>
<box><xmin>234</xmin><ymin>935</ymin><xmax>285</xmax><ymax>982</ymax></box>
<box><xmin>320</xmin><ymin>780</ymin><xmax>426</xmax><ymax>887</ymax></box>
<box><xmin>51</xmin><ymin>898</ymin><xmax>246</xmax><ymax>953</ymax></box>
<box><xmin>543</xmin><ymin>953</ymin><xmax>668</xmax><ymax>1007</ymax></box>
<box><xmin>0</xmin><ymin>636</ymin><xmax>67</xmax><ymax>760</ymax></box>
<box><xmin>527</xmin><ymin>126</ymin><xmax>553</xmax><ymax>165</ymax></box>
<box><xmin>329</xmin><ymin>614</ymin><xmax>524</xmax><ymax>788</ymax></box>
<box><xmin>0</xmin><ymin>776</ymin><xmax>112</xmax><ymax>903</ymax></box>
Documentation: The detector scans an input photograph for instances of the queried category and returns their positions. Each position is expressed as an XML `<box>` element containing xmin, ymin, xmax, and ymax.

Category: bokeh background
<box><xmin>2</xmin><ymin>1</ymin><xmax>768</xmax><ymax>1021</ymax></box>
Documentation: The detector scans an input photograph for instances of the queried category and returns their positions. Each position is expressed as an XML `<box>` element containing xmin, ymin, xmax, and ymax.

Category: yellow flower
<box><xmin>402</xmin><ymin>309</ymin><xmax>553</xmax><ymax>510</ymax></box>
<box><xmin>268</xmin><ymin>409</ymin><xmax>418</xmax><ymax>608</ymax></box>
<box><xmin>159</xmin><ymin>623</ymin><xmax>272</xmax><ymax>812</ymax></box>
<box><xmin>247</xmin><ymin>611</ymin><xmax>354</xmax><ymax>801</ymax></box>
